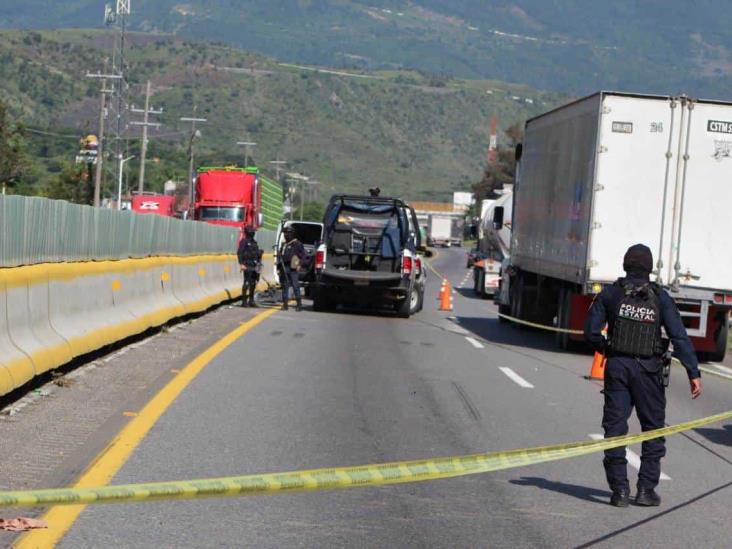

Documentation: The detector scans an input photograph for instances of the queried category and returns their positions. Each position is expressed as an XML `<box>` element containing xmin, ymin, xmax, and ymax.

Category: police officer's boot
<box><xmin>241</xmin><ymin>286</ymin><xmax>249</xmax><ymax>307</ymax></box>
<box><xmin>247</xmin><ymin>283</ymin><xmax>257</xmax><ymax>308</ymax></box>
<box><xmin>635</xmin><ymin>487</ymin><xmax>661</xmax><ymax>507</ymax></box>
<box><xmin>610</xmin><ymin>488</ymin><xmax>630</xmax><ymax>508</ymax></box>
<box><xmin>295</xmin><ymin>299</ymin><xmax>303</xmax><ymax>312</ymax></box>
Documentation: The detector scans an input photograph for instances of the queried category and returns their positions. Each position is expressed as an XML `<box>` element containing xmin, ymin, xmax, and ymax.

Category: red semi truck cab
<box><xmin>131</xmin><ymin>193</ymin><xmax>176</xmax><ymax>217</ymax></box>
<box><xmin>193</xmin><ymin>167</ymin><xmax>262</xmax><ymax>230</ymax></box>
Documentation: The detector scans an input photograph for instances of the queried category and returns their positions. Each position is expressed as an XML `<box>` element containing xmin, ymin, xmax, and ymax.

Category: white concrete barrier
<box><xmin>0</xmin><ymin>254</ymin><xmax>240</xmax><ymax>397</ymax></box>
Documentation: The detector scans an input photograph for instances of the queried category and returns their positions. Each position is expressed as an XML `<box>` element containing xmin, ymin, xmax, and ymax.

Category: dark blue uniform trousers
<box><xmin>603</xmin><ymin>356</ymin><xmax>666</xmax><ymax>492</ymax></box>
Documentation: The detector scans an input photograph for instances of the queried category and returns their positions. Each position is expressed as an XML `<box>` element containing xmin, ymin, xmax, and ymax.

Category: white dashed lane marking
<box><xmin>589</xmin><ymin>434</ymin><xmax>672</xmax><ymax>480</ymax></box>
<box><xmin>465</xmin><ymin>337</ymin><xmax>485</xmax><ymax>349</ymax></box>
<box><xmin>499</xmin><ymin>367</ymin><xmax>534</xmax><ymax>388</ymax></box>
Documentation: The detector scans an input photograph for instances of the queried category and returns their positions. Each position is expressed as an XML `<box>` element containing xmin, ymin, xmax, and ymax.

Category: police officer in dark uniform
<box><xmin>585</xmin><ymin>244</ymin><xmax>702</xmax><ymax>508</ymax></box>
<box><xmin>279</xmin><ymin>226</ymin><xmax>305</xmax><ymax>311</ymax></box>
<box><xmin>237</xmin><ymin>227</ymin><xmax>262</xmax><ymax>307</ymax></box>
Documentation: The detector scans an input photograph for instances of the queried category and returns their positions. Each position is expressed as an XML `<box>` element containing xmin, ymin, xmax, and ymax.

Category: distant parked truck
<box><xmin>473</xmin><ymin>190</ymin><xmax>512</xmax><ymax>298</ymax></box>
<box><xmin>427</xmin><ymin>215</ymin><xmax>452</xmax><ymax>247</ymax></box>
<box><xmin>496</xmin><ymin>91</ymin><xmax>732</xmax><ymax>361</ymax></box>
<box><xmin>131</xmin><ymin>193</ymin><xmax>175</xmax><ymax>217</ymax></box>
<box><xmin>194</xmin><ymin>167</ymin><xmax>262</xmax><ymax>231</ymax></box>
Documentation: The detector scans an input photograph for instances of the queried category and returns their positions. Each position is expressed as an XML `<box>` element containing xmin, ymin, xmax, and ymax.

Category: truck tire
<box><xmin>556</xmin><ymin>287</ymin><xmax>583</xmax><ymax>352</ymax></box>
<box><xmin>477</xmin><ymin>270</ymin><xmax>486</xmax><ymax>299</ymax></box>
<box><xmin>498</xmin><ymin>304</ymin><xmax>511</xmax><ymax>323</ymax></box>
<box><xmin>397</xmin><ymin>291</ymin><xmax>412</xmax><ymax>319</ymax></box>
<box><xmin>409</xmin><ymin>287</ymin><xmax>423</xmax><ymax>315</ymax></box>
<box><xmin>510</xmin><ymin>273</ymin><xmax>525</xmax><ymax>325</ymax></box>
<box><xmin>700</xmin><ymin>313</ymin><xmax>729</xmax><ymax>363</ymax></box>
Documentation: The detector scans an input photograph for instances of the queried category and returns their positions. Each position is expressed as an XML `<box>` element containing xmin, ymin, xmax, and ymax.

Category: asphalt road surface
<box><xmin>35</xmin><ymin>248</ymin><xmax>732</xmax><ymax>547</ymax></box>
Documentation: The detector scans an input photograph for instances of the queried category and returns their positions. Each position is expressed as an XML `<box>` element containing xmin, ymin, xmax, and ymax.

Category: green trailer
<box><xmin>260</xmin><ymin>173</ymin><xmax>284</xmax><ymax>231</ymax></box>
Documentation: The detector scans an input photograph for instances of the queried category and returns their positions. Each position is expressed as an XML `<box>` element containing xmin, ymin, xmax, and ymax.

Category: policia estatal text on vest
<box><xmin>584</xmin><ymin>244</ymin><xmax>702</xmax><ymax>508</ymax></box>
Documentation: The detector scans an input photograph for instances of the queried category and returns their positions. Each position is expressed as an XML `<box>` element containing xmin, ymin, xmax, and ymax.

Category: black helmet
<box><xmin>283</xmin><ymin>225</ymin><xmax>295</xmax><ymax>235</ymax></box>
<box><xmin>245</xmin><ymin>226</ymin><xmax>256</xmax><ymax>237</ymax></box>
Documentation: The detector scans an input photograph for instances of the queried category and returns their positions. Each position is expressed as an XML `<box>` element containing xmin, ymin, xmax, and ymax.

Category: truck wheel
<box><xmin>700</xmin><ymin>313</ymin><xmax>729</xmax><ymax>363</ymax></box>
<box><xmin>409</xmin><ymin>287</ymin><xmax>423</xmax><ymax>315</ymax></box>
<box><xmin>556</xmin><ymin>287</ymin><xmax>583</xmax><ymax>352</ymax></box>
<box><xmin>498</xmin><ymin>304</ymin><xmax>511</xmax><ymax>323</ymax></box>
<box><xmin>510</xmin><ymin>273</ymin><xmax>525</xmax><ymax>324</ymax></box>
<box><xmin>397</xmin><ymin>292</ymin><xmax>412</xmax><ymax>319</ymax></box>
<box><xmin>477</xmin><ymin>271</ymin><xmax>486</xmax><ymax>299</ymax></box>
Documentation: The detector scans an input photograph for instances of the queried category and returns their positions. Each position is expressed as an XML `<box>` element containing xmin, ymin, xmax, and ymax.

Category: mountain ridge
<box><xmin>1</xmin><ymin>1</ymin><xmax>731</xmax><ymax>99</ymax></box>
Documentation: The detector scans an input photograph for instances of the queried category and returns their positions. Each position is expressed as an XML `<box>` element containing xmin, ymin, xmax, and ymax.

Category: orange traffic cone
<box><xmin>588</xmin><ymin>352</ymin><xmax>606</xmax><ymax>380</ymax></box>
<box><xmin>439</xmin><ymin>279</ymin><xmax>453</xmax><ymax>311</ymax></box>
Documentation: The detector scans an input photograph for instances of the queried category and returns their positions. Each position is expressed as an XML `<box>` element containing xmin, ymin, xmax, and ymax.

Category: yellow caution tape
<box><xmin>1</xmin><ymin>410</ymin><xmax>730</xmax><ymax>508</ymax></box>
<box><xmin>496</xmin><ymin>312</ymin><xmax>584</xmax><ymax>335</ymax></box>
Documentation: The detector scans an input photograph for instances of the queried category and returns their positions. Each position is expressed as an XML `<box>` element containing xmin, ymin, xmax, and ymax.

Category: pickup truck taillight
<box><xmin>415</xmin><ymin>257</ymin><xmax>422</xmax><ymax>276</ymax></box>
<box><xmin>402</xmin><ymin>254</ymin><xmax>413</xmax><ymax>275</ymax></box>
<box><xmin>315</xmin><ymin>245</ymin><xmax>326</xmax><ymax>270</ymax></box>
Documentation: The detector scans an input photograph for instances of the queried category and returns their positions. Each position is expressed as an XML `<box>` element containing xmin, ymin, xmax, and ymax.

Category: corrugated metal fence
<box><xmin>0</xmin><ymin>195</ymin><xmax>279</xmax><ymax>267</ymax></box>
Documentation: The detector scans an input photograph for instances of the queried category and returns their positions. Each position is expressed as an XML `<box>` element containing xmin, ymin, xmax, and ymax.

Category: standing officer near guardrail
<box><xmin>279</xmin><ymin>226</ymin><xmax>305</xmax><ymax>311</ymax></box>
<box><xmin>237</xmin><ymin>226</ymin><xmax>262</xmax><ymax>308</ymax></box>
<box><xmin>584</xmin><ymin>244</ymin><xmax>701</xmax><ymax>508</ymax></box>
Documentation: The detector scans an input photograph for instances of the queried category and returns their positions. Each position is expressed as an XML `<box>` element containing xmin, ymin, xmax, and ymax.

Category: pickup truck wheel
<box><xmin>409</xmin><ymin>287</ymin><xmax>423</xmax><ymax>315</ymax></box>
<box><xmin>397</xmin><ymin>292</ymin><xmax>412</xmax><ymax>319</ymax></box>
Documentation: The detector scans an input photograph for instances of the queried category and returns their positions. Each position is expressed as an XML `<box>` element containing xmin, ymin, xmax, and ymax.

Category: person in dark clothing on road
<box><xmin>237</xmin><ymin>227</ymin><xmax>262</xmax><ymax>307</ymax></box>
<box><xmin>279</xmin><ymin>226</ymin><xmax>306</xmax><ymax>311</ymax></box>
<box><xmin>585</xmin><ymin>244</ymin><xmax>701</xmax><ymax>508</ymax></box>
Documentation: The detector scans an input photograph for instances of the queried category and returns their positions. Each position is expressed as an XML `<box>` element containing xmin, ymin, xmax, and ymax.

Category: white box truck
<box><xmin>427</xmin><ymin>215</ymin><xmax>453</xmax><ymax>247</ymax></box>
<box><xmin>496</xmin><ymin>91</ymin><xmax>732</xmax><ymax>361</ymax></box>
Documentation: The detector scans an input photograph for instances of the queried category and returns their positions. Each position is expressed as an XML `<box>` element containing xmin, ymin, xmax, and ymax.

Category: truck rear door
<box><xmin>672</xmin><ymin>101</ymin><xmax>732</xmax><ymax>291</ymax></box>
<box><xmin>589</xmin><ymin>94</ymin><xmax>680</xmax><ymax>284</ymax></box>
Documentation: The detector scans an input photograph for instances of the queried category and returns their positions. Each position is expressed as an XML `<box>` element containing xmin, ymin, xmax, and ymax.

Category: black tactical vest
<box><xmin>609</xmin><ymin>279</ymin><xmax>662</xmax><ymax>358</ymax></box>
<box><xmin>241</xmin><ymin>239</ymin><xmax>260</xmax><ymax>265</ymax></box>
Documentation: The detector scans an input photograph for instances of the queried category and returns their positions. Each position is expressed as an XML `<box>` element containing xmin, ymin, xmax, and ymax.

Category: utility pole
<box><xmin>269</xmin><ymin>158</ymin><xmax>287</xmax><ymax>182</ymax></box>
<box><xmin>236</xmin><ymin>141</ymin><xmax>257</xmax><ymax>168</ymax></box>
<box><xmin>130</xmin><ymin>80</ymin><xmax>162</xmax><ymax>194</ymax></box>
<box><xmin>86</xmin><ymin>71</ymin><xmax>121</xmax><ymax>207</ymax></box>
<box><xmin>269</xmin><ymin>159</ymin><xmax>288</xmax><ymax>216</ymax></box>
<box><xmin>180</xmin><ymin>107</ymin><xmax>207</xmax><ymax>210</ymax></box>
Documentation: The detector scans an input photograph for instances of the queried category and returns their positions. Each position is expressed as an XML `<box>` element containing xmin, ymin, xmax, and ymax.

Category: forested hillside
<box><xmin>0</xmin><ymin>29</ymin><xmax>559</xmax><ymax>200</ymax></box>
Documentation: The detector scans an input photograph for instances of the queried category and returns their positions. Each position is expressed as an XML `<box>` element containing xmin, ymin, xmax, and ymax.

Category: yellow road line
<box><xmin>14</xmin><ymin>307</ymin><xmax>278</xmax><ymax>549</ymax></box>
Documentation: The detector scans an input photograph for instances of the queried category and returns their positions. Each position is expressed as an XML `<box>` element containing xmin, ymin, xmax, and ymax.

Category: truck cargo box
<box><xmin>512</xmin><ymin>92</ymin><xmax>732</xmax><ymax>295</ymax></box>
<box><xmin>505</xmin><ymin>92</ymin><xmax>732</xmax><ymax>357</ymax></box>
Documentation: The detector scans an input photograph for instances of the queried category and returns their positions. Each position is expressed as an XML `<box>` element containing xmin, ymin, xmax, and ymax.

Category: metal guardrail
<box><xmin>0</xmin><ymin>195</ymin><xmax>273</xmax><ymax>267</ymax></box>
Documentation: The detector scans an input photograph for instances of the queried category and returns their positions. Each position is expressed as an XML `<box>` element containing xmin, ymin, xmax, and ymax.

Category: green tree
<box><xmin>46</xmin><ymin>162</ymin><xmax>89</xmax><ymax>204</ymax></box>
<box><xmin>0</xmin><ymin>99</ymin><xmax>29</xmax><ymax>193</ymax></box>
<box><xmin>472</xmin><ymin>122</ymin><xmax>523</xmax><ymax>203</ymax></box>
<box><xmin>292</xmin><ymin>201</ymin><xmax>325</xmax><ymax>222</ymax></box>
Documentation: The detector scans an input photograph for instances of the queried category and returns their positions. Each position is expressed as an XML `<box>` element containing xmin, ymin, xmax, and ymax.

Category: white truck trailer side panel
<box><xmin>671</xmin><ymin>101</ymin><xmax>732</xmax><ymax>291</ymax></box>
<box><xmin>588</xmin><ymin>95</ymin><xmax>679</xmax><ymax>283</ymax></box>
<box><xmin>512</xmin><ymin>94</ymin><xmax>600</xmax><ymax>283</ymax></box>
